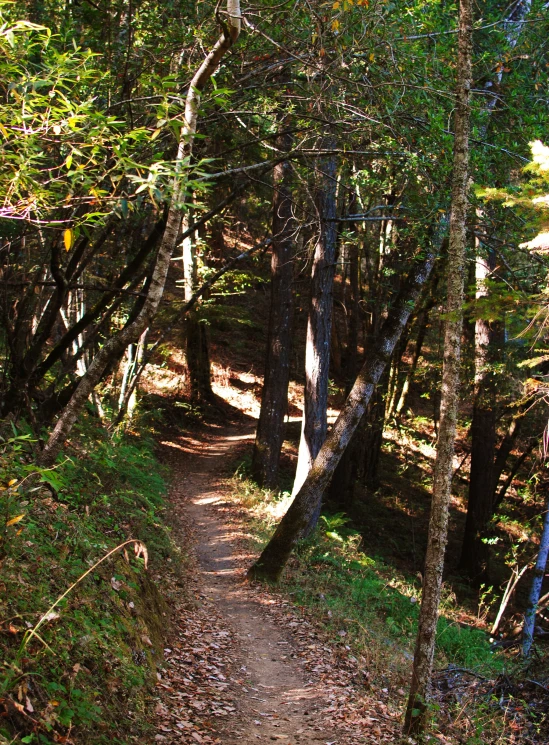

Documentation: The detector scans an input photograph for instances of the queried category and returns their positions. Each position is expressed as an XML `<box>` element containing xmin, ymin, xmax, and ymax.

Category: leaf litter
<box><xmin>153</xmin><ymin>424</ymin><xmax>402</xmax><ymax>744</ymax></box>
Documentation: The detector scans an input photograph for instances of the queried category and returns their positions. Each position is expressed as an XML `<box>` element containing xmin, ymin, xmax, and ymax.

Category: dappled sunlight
<box><xmin>211</xmin><ymin>362</ymin><xmax>262</xmax><ymax>419</ymax></box>
<box><xmin>195</xmin><ymin>496</ymin><xmax>225</xmax><ymax>505</ymax></box>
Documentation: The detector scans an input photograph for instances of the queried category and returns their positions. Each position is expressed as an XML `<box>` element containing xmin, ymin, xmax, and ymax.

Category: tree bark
<box><xmin>404</xmin><ymin>0</ymin><xmax>472</xmax><ymax>734</ymax></box>
<box><xmin>37</xmin><ymin>0</ymin><xmax>241</xmax><ymax>466</ymax></box>
<box><xmin>492</xmin><ymin>414</ymin><xmax>523</xmax><ymax>500</ymax></box>
<box><xmin>252</xmin><ymin>130</ymin><xmax>295</xmax><ymax>488</ymax></box>
<box><xmin>460</xmin><ymin>248</ymin><xmax>503</xmax><ymax>582</ymax></box>
<box><xmin>357</xmin><ymin>364</ymin><xmax>391</xmax><ymax>492</ymax></box>
<box><xmin>523</xmin><ymin>494</ymin><xmax>549</xmax><ymax>656</ymax></box>
<box><xmin>394</xmin><ymin>305</ymin><xmax>431</xmax><ymax>417</ymax></box>
<box><xmin>494</xmin><ymin>438</ymin><xmax>535</xmax><ymax>510</ymax></box>
<box><xmin>181</xmin><ymin>208</ymin><xmax>213</xmax><ymax>404</ymax></box>
<box><xmin>458</xmin><ymin>0</ymin><xmax>532</xmax><ymax>581</ymax></box>
<box><xmin>248</xmin><ymin>245</ymin><xmax>436</xmax><ymax>583</ymax></box>
<box><xmin>292</xmin><ymin>148</ymin><xmax>337</xmax><ymax>503</ymax></box>
<box><xmin>187</xmin><ymin>312</ymin><xmax>213</xmax><ymax>403</ymax></box>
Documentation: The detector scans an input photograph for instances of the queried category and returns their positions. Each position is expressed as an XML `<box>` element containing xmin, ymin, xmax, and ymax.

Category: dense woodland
<box><xmin>1</xmin><ymin>0</ymin><xmax>549</xmax><ymax>742</ymax></box>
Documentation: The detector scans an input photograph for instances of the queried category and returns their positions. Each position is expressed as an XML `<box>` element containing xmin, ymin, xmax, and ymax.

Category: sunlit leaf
<box><xmin>6</xmin><ymin>514</ymin><xmax>25</xmax><ymax>526</ymax></box>
<box><xmin>64</xmin><ymin>228</ymin><xmax>73</xmax><ymax>251</ymax></box>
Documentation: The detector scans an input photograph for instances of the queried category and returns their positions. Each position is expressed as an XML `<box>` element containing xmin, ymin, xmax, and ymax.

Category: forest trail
<box><xmin>158</xmin><ymin>420</ymin><xmax>342</xmax><ymax>745</ymax></box>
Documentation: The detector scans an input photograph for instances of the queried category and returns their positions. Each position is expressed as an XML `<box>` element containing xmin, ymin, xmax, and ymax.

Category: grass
<box><xmin>0</xmin><ymin>412</ymin><xmax>182</xmax><ymax>745</ymax></box>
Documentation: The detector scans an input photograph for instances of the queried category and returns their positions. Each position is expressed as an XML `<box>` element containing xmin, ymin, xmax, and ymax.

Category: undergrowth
<box><xmin>230</xmin><ymin>471</ymin><xmax>501</xmax><ymax>680</ymax></box>
<box><xmin>0</xmin><ymin>413</ymin><xmax>181</xmax><ymax>745</ymax></box>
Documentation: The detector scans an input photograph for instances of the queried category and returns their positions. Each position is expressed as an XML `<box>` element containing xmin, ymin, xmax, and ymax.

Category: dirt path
<box><xmin>155</xmin><ymin>421</ymin><xmax>401</xmax><ymax>745</ymax></box>
<box><xmin>161</xmin><ymin>422</ymin><xmax>334</xmax><ymax>744</ymax></box>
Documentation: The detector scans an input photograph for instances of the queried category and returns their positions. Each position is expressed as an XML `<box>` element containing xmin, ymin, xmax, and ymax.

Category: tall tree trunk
<box><xmin>252</xmin><ymin>130</ymin><xmax>295</xmax><ymax>488</ymax></box>
<box><xmin>404</xmin><ymin>0</ymin><xmax>472</xmax><ymax>734</ymax></box>
<box><xmin>182</xmin><ymin>209</ymin><xmax>213</xmax><ymax>404</ymax></box>
<box><xmin>248</xmin><ymin>245</ymin><xmax>437</xmax><ymax>582</ymax></box>
<box><xmin>459</xmin><ymin>248</ymin><xmax>502</xmax><ymax>582</ymax></box>
<box><xmin>329</xmin><ymin>365</ymin><xmax>389</xmax><ymax>508</ymax></box>
<box><xmin>492</xmin><ymin>413</ymin><xmax>523</xmax><ymax>499</ymax></box>
<box><xmin>458</xmin><ymin>0</ymin><xmax>532</xmax><ymax>581</ymax></box>
<box><xmin>292</xmin><ymin>147</ymin><xmax>337</xmax><ymax>508</ymax></box>
<box><xmin>523</xmin><ymin>492</ymin><xmax>549</xmax><ymax>656</ymax></box>
<box><xmin>327</xmin><ymin>208</ymin><xmax>360</xmax><ymax>509</ymax></box>
<box><xmin>345</xmin><ymin>227</ymin><xmax>360</xmax><ymax>390</ymax></box>
<box><xmin>38</xmin><ymin>0</ymin><xmax>241</xmax><ymax>466</ymax></box>
<box><xmin>357</xmin><ymin>364</ymin><xmax>391</xmax><ymax>492</ymax></box>
<box><xmin>187</xmin><ymin>313</ymin><xmax>213</xmax><ymax>403</ymax></box>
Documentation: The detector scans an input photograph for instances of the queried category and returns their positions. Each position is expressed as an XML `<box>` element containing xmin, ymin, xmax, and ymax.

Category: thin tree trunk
<box><xmin>113</xmin><ymin>237</ymin><xmax>270</xmax><ymax>427</ymax></box>
<box><xmin>523</xmin><ymin>497</ymin><xmax>549</xmax><ymax>656</ymax></box>
<box><xmin>492</xmin><ymin>413</ymin><xmax>524</xmax><ymax>501</ymax></box>
<box><xmin>358</xmin><ymin>364</ymin><xmax>391</xmax><ymax>492</ymax></box>
<box><xmin>248</xmin><ymin>244</ymin><xmax>437</xmax><ymax>582</ymax></box>
<box><xmin>458</xmin><ymin>0</ymin><xmax>532</xmax><ymax>581</ymax></box>
<box><xmin>292</xmin><ymin>147</ymin><xmax>337</xmax><ymax>505</ymax></box>
<box><xmin>404</xmin><ymin>0</ymin><xmax>472</xmax><ymax>734</ymax></box>
<box><xmin>28</xmin><ymin>215</ymin><xmax>163</xmax><ymax>392</ymax></box>
<box><xmin>118</xmin><ymin>344</ymin><xmax>136</xmax><ymax>410</ymax></box>
<box><xmin>345</xmin><ymin>226</ymin><xmax>360</xmax><ymax>389</ymax></box>
<box><xmin>252</xmin><ymin>130</ymin><xmax>295</xmax><ymax>488</ymax></box>
<box><xmin>126</xmin><ymin>328</ymin><xmax>148</xmax><ymax>419</ymax></box>
<box><xmin>494</xmin><ymin>439</ymin><xmax>535</xmax><ymax>510</ymax></box>
<box><xmin>395</xmin><ymin>310</ymin><xmax>429</xmax><ymax>417</ymax></box>
<box><xmin>38</xmin><ymin>0</ymin><xmax>241</xmax><ymax>466</ymax></box>
<box><xmin>327</xmin><ymin>207</ymin><xmax>360</xmax><ymax>508</ymax></box>
<box><xmin>187</xmin><ymin>313</ymin><xmax>213</xmax><ymax>403</ymax></box>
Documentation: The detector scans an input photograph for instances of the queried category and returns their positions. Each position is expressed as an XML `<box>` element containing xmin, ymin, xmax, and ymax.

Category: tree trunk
<box><xmin>113</xmin><ymin>237</ymin><xmax>268</xmax><ymax>428</ymax></box>
<box><xmin>404</xmin><ymin>0</ymin><xmax>472</xmax><ymax>734</ymax></box>
<box><xmin>187</xmin><ymin>312</ymin><xmax>213</xmax><ymax>403</ymax></box>
<box><xmin>37</xmin><ymin>0</ymin><xmax>241</xmax><ymax>466</ymax></box>
<box><xmin>181</xmin><ymin>209</ymin><xmax>213</xmax><ymax>404</ymax></box>
<box><xmin>492</xmin><ymin>413</ymin><xmax>524</xmax><ymax>502</ymax></box>
<box><xmin>292</xmin><ymin>148</ymin><xmax>337</xmax><ymax>506</ymax></box>
<box><xmin>523</xmin><ymin>493</ymin><xmax>549</xmax><ymax>656</ymax></box>
<box><xmin>460</xmin><ymin>248</ymin><xmax>503</xmax><ymax>582</ymax></box>
<box><xmin>252</xmin><ymin>130</ymin><xmax>295</xmax><ymax>488</ymax></box>
<box><xmin>248</xmin><ymin>245</ymin><xmax>436</xmax><ymax>583</ymax></box>
<box><xmin>494</xmin><ymin>439</ymin><xmax>535</xmax><ymax>510</ymax></box>
<box><xmin>345</xmin><ymin>230</ymin><xmax>360</xmax><ymax>390</ymax></box>
<box><xmin>394</xmin><ymin>305</ymin><xmax>431</xmax><ymax>417</ymax></box>
<box><xmin>328</xmin><ymin>365</ymin><xmax>389</xmax><ymax>508</ymax></box>
<box><xmin>357</xmin><ymin>364</ymin><xmax>391</xmax><ymax>492</ymax></box>
<box><xmin>28</xmin><ymin>217</ymin><xmax>162</xmax><ymax>390</ymax></box>
<box><xmin>458</xmin><ymin>0</ymin><xmax>532</xmax><ymax>581</ymax></box>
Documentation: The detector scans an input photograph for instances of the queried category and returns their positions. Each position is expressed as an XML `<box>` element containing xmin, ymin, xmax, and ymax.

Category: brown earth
<box><xmin>153</xmin><ymin>420</ymin><xmax>400</xmax><ymax>745</ymax></box>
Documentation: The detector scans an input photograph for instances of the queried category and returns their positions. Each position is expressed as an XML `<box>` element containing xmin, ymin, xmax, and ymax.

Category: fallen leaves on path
<box><xmin>243</xmin><ymin>584</ymin><xmax>403</xmax><ymax>744</ymax></box>
<box><xmin>154</xmin><ymin>426</ymin><xmax>403</xmax><ymax>744</ymax></box>
<box><xmin>152</xmin><ymin>591</ymin><xmax>240</xmax><ymax>745</ymax></box>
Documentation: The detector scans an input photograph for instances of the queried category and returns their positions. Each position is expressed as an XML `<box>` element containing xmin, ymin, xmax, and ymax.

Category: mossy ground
<box><xmin>0</xmin><ymin>411</ymin><xmax>184</xmax><ymax>745</ymax></box>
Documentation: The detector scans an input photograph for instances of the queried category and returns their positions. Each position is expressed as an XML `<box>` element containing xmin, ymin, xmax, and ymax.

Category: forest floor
<box><xmin>153</xmin><ymin>416</ymin><xmax>402</xmax><ymax>745</ymax></box>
